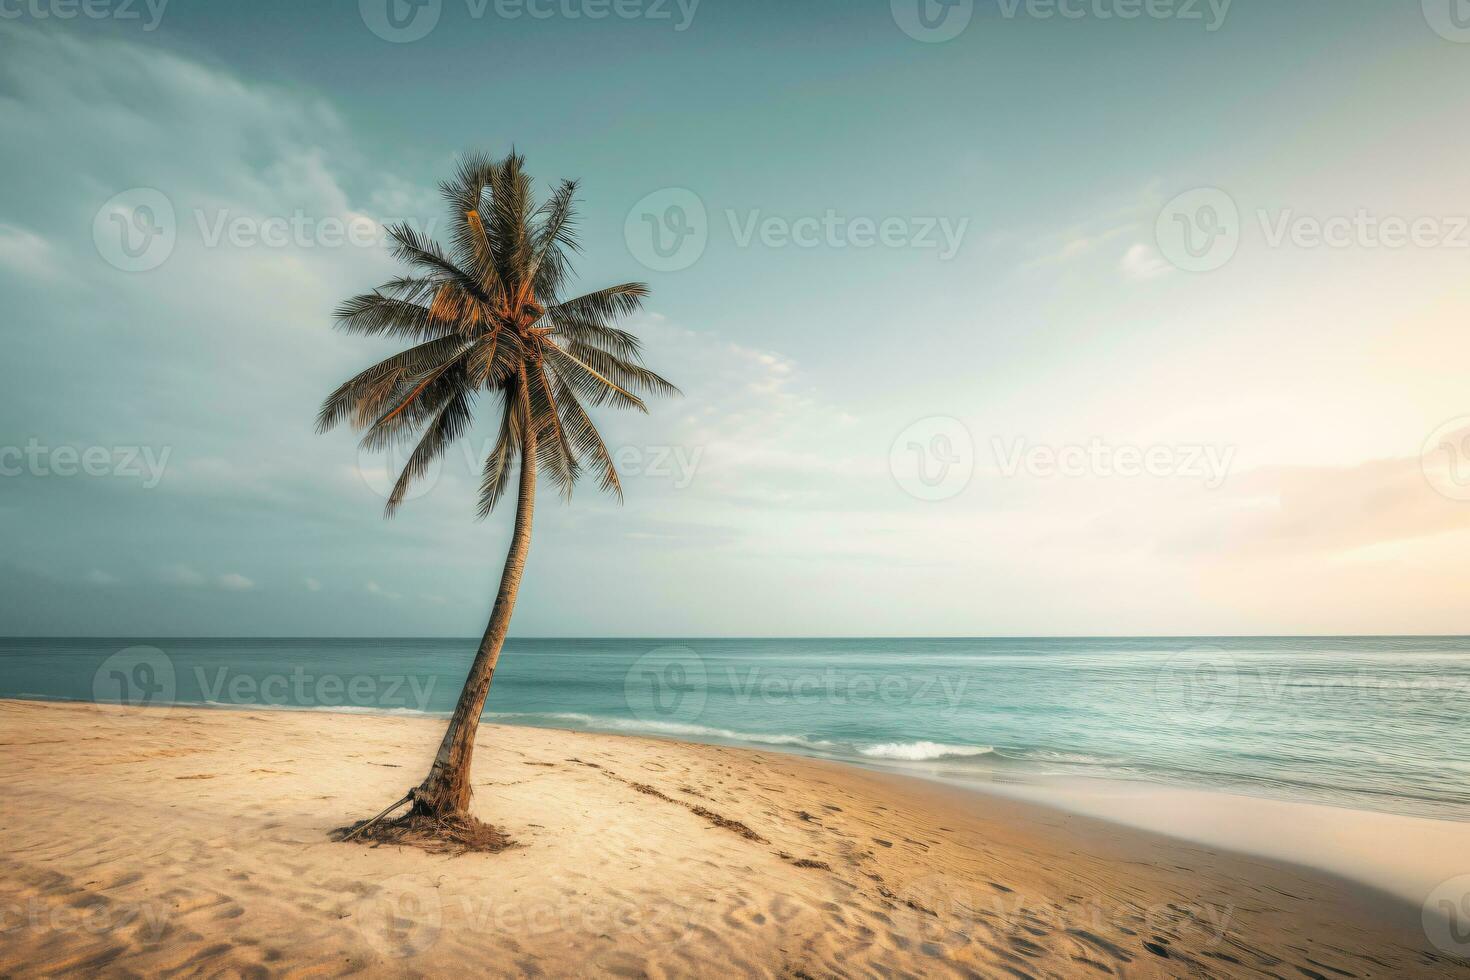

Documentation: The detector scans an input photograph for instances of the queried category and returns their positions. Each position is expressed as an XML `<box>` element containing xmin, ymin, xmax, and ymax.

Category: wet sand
<box><xmin>0</xmin><ymin>699</ymin><xmax>1464</xmax><ymax>977</ymax></box>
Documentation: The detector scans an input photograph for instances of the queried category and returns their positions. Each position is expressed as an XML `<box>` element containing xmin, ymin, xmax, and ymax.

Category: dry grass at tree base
<box><xmin>333</xmin><ymin>803</ymin><xmax>513</xmax><ymax>856</ymax></box>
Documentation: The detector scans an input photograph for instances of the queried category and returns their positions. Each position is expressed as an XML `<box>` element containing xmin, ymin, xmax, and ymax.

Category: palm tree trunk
<box><xmin>411</xmin><ymin>427</ymin><xmax>538</xmax><ymax>818</ymax></box>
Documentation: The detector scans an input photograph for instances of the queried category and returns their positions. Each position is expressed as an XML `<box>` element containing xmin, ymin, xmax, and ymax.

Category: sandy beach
<box><xmin>0</xmin><ymin>698</ymin><xmax>1462</xmax><ymax>978</ymax></box>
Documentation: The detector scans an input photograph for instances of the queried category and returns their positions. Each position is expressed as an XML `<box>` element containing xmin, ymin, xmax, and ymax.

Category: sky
<box><xmin>3</xmin><ymin>0</ymin><xmax>1470</xmax><ymax>637</ymax></box>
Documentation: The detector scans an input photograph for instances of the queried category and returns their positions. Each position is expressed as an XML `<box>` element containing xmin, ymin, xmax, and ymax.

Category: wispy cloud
<box><xmin>1120</xmin><ymin>243</ymin><xmax>1172</xmax><ymax>281</ymax></box>
<box><xmin>0</xmin><ymin>223</ymin><xmax>61</xmax><ymax>281</ymax></box>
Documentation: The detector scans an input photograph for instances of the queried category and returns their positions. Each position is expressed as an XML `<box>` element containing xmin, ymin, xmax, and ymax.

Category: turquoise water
<box><xmin>2</xmin><ymin>636</ymin><xmax>1467</xmax><ymax>822</ymax></box>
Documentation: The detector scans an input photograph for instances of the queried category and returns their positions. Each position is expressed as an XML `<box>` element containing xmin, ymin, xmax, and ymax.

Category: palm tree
<box><xmin>319</xmin><ymin>152</ymin><xmax>678</xmax><ymax>842</ymax></box>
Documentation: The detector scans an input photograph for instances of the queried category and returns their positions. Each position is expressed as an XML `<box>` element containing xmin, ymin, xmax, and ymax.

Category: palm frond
<box><xmin>317</xmin><ymin>335</ymin><xmax>469</xmax><ymax>433</ymax></box>
<box><xmin>386</xmin><ymin>223</ymin><xmax>487</xmax><ymax>303</ymax></box>
<box><xmin>554</xmin><ymin>375</ymin><xmax>622</xmax><ymax>501</ymax></box>
<box><xmin>359</xmin><ymin>355</ymin><xmax>473</xmax><ymax>451</ymax></box>
<box><xmin>476</xmin><ymin>382</ymin><xmax>526</xmax><ymax>519</ymax></box>
<box><xmin>525</xmin><ymin>361</ymin><xmax>579</xmax><ymax>500</ymax></box>
<box><xmin>544</xmin><ymin>283</ymin><xmax>648</xmax><ymax>326</ymax></box>
<box><xmin>528</xmin><ymin>179</ymin><xmax>580</xmax><ymax>298</ymax></box>
<box><xmin>563</xmin><ymin>341</ymin><xmax>681</xmax><ymax>398</ymax></box>
<box><xmin>542</xmin><ymin>342</ymin><xmax>648</xmax><ymax>413</ymax></box>
<box><xmin>384</xmin><ymin>389</ymin><xmax>474</xmax><ymax>518</ymax></box>
<box><xmin>324</xmin><ymin>151</ymin><xmax>677</xmax><ymax>518</ymax></box>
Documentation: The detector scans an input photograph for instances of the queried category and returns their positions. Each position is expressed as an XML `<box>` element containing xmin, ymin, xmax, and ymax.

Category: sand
<box><xmin>0</xmin><ymin>698</ymin><xmax>1463</xmax><ymax>978</ymax></box>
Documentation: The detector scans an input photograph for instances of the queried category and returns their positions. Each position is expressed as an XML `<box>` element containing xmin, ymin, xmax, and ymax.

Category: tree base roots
<box><xmin>333</xmin><ymin>806</ymin><xmax>512</xmax><ymax>855</ymax></box>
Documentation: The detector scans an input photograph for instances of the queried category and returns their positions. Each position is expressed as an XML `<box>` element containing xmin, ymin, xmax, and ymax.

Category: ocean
<box><xmin>3</xmin><ymin>635</ymin><xmax>1467</xmax><ymax>823</ymax></box>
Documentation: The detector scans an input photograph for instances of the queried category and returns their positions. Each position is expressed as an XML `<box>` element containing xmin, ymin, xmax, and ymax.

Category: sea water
<box><xmin>2</xmin><ymin>635</ymin><xmax>1467</xmax><ymax>822</ymax></box>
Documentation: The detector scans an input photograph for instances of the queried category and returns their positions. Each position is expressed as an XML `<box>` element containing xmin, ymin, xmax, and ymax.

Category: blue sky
<box><xmin>4</xmin><ymin>1</ymin><xmax>1470</xmax><ymax>636</ymax></box>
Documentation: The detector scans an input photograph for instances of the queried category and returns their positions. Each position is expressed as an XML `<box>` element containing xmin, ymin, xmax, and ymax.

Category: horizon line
<box><xmin>5</xmin><ymin>634</ymin><xmax>1470</xmax><ymax>642</ymax></box>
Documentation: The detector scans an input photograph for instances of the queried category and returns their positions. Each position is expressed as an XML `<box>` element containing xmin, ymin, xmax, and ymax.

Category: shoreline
<box><xmin>1</xmin><ymin>698</ymin><xmax>1465</xmax><ymax>976</ymax></box>
<box><xmin>6</xmin><ymin>692</ymin><xmax>1467</xmax><ymax>916</ymax></box>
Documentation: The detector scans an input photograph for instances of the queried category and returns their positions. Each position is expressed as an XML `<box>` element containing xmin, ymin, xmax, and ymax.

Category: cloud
<box><xmin>161</xmin><ymin>563</ymin><xmax>207</xmax><ymax>587</ymax></box>
<box><xmin>85</xmin><ymin>569</ymin><xmax>117</xmax><ymax>585</ymax></box>
<box><xmin>1168</xmin><ymin>455</ymin><xmax>1470</xmax><ymax>557</ymax></box>
<box><xmin>0</xmin><ymin>224</ymin><xmax>61</xmax><ymax>281</ymax></box>
<box><xmin>218</xmin><ymin>572</ymin><xmax>255</xmax><ymax>591</ymax></box>
<box><xmin>365</xmin><ymin>581</ymin><xmax>401</xmax><ymax>600</ymax></box>
<box><xmin>1120</xmin><ymin>243</ymin><xmax>1172</xmax><ymax>281</ymax></box>
<box><xmin>304</xmin><ymin>577</ymin><xmax>323</xmax><ymax>592</ymax></box>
